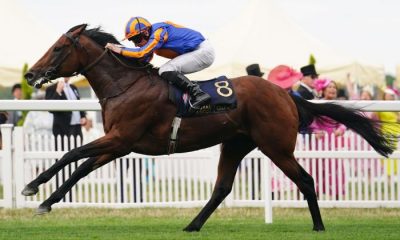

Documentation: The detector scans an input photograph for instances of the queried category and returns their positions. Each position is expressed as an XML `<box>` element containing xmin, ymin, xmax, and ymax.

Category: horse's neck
<box><xmin>84</xmin><ymin>58</ymin><xmax>162</xmax><ymax>101</ymax></box>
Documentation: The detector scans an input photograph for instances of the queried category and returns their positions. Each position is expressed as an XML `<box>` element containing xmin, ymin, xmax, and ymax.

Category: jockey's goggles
<box><xmin>128</xmin><ymin>34</ymin><xmax>145</xmax><ymax>44</ymax></box>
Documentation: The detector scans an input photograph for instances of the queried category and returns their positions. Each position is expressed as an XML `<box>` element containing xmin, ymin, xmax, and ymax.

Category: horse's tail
<box><xmin>290</xmin><ymin>94</ymin><xmax>394</xmax><ymax>157</ymax></box>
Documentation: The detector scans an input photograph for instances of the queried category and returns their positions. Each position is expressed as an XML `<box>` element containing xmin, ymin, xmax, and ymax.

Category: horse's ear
<box><xmin>67</xmin><ymin>24</ymin><xmax>88</xmax><ymax>35</ymax></box>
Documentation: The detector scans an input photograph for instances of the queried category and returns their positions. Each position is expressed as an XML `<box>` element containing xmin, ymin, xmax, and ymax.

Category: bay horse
<box><xmin>23</xmin><ymin>24</ymin><xmax>393</xmax><ymax>232</ymax></box>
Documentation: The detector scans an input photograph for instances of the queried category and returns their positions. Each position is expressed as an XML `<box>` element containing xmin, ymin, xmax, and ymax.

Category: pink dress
<box><xmin>309</xmin><ymin>117</ymin><xmax>346</xmax><ymax>198</ymax></box>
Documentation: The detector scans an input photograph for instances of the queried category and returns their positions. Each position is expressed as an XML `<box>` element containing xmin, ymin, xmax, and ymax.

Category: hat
<box><xmin>300</xmin><ymin>64</ymin><xmax>318</xmax><ymax>78</ymax></box>
<box><xmin>314</xmin><ymin>78</ymin><xmax>332</xmax><ymax>92</ymax></box>
<box><xmin>267</xmin><ymin>65</ymin><xmax>303</xmax><ymax>89</ymax></box>
<box><xmin>246</xmin><ymin>64</ymin><xmax>264</xmax><ymax>77</ymax></box>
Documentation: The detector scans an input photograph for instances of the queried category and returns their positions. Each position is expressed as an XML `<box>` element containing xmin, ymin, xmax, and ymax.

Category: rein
<box><xmin>79</xmin><ymin>48</ymin><xmax>152</xmax><ymax>75</ymax></box>
<box><xmin>108</xmin><ymin>50</ymin><xmax>152</xmax><ymax>70</ymax></box>
<box><xmin>74</xmin><ymin>38</ymin><xmax>157</xmax><ymax>104</ymax></box>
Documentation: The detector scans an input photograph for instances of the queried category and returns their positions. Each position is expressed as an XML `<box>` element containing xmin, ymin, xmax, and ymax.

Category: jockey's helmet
<box><xmin>124</xmin><ymin>17</ymin><xmax>151</xmax><ymax>40</ymax></box>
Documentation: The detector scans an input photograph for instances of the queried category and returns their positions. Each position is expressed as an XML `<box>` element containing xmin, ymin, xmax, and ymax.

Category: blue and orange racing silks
<box><xmin>121</xmin><ymin>21</ymin><xmax>205</xmax><ymax>62</ymax></box>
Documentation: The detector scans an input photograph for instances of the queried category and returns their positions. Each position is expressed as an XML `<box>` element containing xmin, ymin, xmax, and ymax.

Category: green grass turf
<box><xmin>0</xmin><ymin>208</ymin><xmax>399</xmax><ymax>240</ymax></box>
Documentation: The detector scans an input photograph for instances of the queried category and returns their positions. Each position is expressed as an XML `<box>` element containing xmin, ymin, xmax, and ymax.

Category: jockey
<box><xmin>105</xmin><ymin>17</ymin><xmax>215</xmax><ymax>110</ymax></box>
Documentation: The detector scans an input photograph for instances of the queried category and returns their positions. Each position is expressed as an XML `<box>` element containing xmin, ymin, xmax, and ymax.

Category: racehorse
<box><xmin>23</xmin><ymin>24</ymin><xmax>394</xmax><ymax>232</ymax></box>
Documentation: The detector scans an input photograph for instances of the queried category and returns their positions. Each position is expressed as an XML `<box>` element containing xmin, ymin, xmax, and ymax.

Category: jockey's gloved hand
<box><xmin>105</xmin><ymin>43</ymin><xmax>122</xmax><ymax>54</ymax></box>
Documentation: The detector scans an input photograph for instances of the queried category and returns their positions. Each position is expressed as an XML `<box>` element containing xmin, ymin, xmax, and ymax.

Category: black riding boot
<box><xmin>161</xmin><ymin>71</ymin><xmax>211</xmax><ymax>109</ymax></box>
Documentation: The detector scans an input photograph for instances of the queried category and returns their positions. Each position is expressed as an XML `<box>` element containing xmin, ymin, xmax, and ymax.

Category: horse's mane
<box><xmin>82</xmin><ymin>26</ymin><xmax>156</xmax><ymax>71</ymax></box>
<box><xmin>83</xmin><ymin>27</ymin><xmax>120</xmax><ymax>46</ymax></box>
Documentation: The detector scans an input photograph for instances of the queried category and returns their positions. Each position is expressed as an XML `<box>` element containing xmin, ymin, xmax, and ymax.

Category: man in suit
<box><xmin>46</xmin><ymin>77</ymin><xmax>87</xmax><ymax>202</ymax></box>
<box><xmin>45</xmin><ymin>77</ymin><xmax>87</xmax><ymax>147</ymax></box>
<box><xmin>296</xmin><ymin>64</ymin><xmax>318</xmax><ymax>100</ymax></box>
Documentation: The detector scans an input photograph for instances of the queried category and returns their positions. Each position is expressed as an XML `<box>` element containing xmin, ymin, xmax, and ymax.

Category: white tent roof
<box><xmin>188</xmin><ymin>0</ymin><xmax>384</xmax><ymax>86</ymax></box>
<box><xmin>0</xmin><ymin>1</ymin><xmax>58</xmax><ymax>69</ymax></box>
<box><xmin>0</xmin><ymin>0</ymin><xmax>59</xmax><ymax>87</ymax></box>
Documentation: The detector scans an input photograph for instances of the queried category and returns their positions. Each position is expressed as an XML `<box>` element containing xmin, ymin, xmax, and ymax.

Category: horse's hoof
<box><xmin>36</xmin><ymin>205</ymin><xmax>51</xmax><ymax>215</ymax></box>
<box><xmin>183</xmin><ymin>225</ymin><xmax>201</xmax><ymax>232</ymax></box>
<box><xmin>21</xmin><ymin>185</ymin><xmax>38</xmax><ymax>196</ymax></box>
<box><xmin>313</xmin><ymin>226</ymin><xmax>325</xmax><ymax>232</ymax></box>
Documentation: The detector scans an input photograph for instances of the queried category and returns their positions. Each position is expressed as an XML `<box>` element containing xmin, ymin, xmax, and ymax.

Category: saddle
<box><xmin>168</xmin><ymin>76</ymin><xmax>237</xmax><ymax>117</ymax></box>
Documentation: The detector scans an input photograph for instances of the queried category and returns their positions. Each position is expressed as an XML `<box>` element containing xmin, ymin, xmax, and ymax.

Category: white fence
<box><xmin>1</xmin><ymin>125</ymin><xmax>399</xmax><ymax>211</ymax></box>
<box><xmin>0</xmin><ymin>100</ymin><xmax>400</xmax><ymax>223</ymax></box>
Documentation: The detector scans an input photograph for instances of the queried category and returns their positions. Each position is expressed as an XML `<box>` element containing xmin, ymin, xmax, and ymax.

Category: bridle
<box><xmin>46</xmin><ymin>31</ymin><xmax>153</xmax><ymax>81</ymax></box>
<box><xmin>54</xmin><ymin>30</ymin><xmax>157</xmax><ymax>104</ymax></box>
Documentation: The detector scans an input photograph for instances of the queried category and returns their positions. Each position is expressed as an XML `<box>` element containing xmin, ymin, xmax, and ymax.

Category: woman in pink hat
<box><xmin>267</xmin><ymin>65</ymin><xmax>302</xmax><ymax>96</ymax></box>
<box><xmin>311</xmin><ymin>78</ymin><xmax>346</xmax><ymax>138</ymax></box>
<box><xmin>310</xmin><ymin>78</ymin><xmax>346</xmax><ymax>199</ymax></box>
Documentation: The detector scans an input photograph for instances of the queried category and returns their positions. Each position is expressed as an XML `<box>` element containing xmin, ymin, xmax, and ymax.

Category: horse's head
<box><xmin>25</xmin><ymin>24</ymin><xmax>88</xmax><ymax>88</ymax></box>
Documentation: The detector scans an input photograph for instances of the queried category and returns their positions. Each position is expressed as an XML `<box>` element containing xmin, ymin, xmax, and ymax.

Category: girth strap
<box><xmin>168</xmin><ymin>117</ymin><xmax>182</xmax><ymax>154</ymax></box>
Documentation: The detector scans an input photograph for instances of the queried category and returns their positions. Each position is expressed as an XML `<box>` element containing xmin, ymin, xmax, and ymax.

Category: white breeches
<box><xmin>158</xmin><ymin>39</ymin><xmax>215</xmax><ymax>75</ymax></box>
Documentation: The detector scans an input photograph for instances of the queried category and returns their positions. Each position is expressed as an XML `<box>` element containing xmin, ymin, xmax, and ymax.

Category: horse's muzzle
<box><xmin>24</xmin><ymin>72</ymin><xmax>44</xmax><ymax>89</ymax></box>
<box><xmin>25</xmin><ymin>68</ymin><xmax>56</xmax><ymax>89</ymax></box>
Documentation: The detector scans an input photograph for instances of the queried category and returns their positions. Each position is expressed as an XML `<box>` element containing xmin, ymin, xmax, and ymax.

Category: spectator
<box><xmin>346</xmin><ymin>73</ymin><xmax>375</xmax><ymax>101</ymax></box>
<box><xmin>6</xmin><ymin>83</ymin><xmax>23</xmax><ymax>125</ymax></box>
<box><xmin>246</xmin><ymin>63</ymin><xmax>264</xmax><ymax>77</ymax></box>
<box><xmin>310</xmin><ymin>78</ymin><xmax>346</xmax><ymax>199</ymax></box>
<box><xmin>82</xmin><ymin>117</ymin><xmax>102</xmax><ymax>144</ymax></box>
<box><xmin>376</xmin><ymin>88</ymin><xmax>400</xmax><ymax>178</ymax></box>
<box><xmin>359</xmin><ymin>86</ymin><xmax>379</xmax><ymax>120</ymax></box>
<box><xmin>296</xmin><ymin>64</ymin><xmax>318</xmax><ymax>100</ymax></box>
<box><xmin>23</xmin><ymin>90</ymin><xmax>53</xmax><ymax>137</ymax></box>
<box><xmin>0</xmin><ymin>111</ymin><xmax>8</xmax><ymax>149</ymax></box>
<box><xmin>45</xmin><ymin>77</ymin><xmax>87</xmax><ymax>202</ymax></box>
<box><xmin>45</xmin><ymin>77</ymin><xmax>87</xmax><ymax>150</ymax></box>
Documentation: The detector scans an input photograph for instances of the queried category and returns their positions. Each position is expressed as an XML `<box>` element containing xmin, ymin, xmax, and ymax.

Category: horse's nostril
<box><xmin>24</xmin><ymin>72</ymin><xmax>34</xmax><ymax>81</ymax></box>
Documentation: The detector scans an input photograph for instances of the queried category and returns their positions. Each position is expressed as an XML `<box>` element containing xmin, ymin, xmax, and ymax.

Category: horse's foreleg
<box><xmin>36</xmin><ymin>153</ymin><xmax>116</xmax><ymax>214</ymax></box>
<box><xmin>22</xmin><ymin>135</ymin><xmax>128</xmax><ymax>196</ymax></box>
<box><xmin>184</xmin><ymin>136</ymin><xmax>255</xmax><ymax>232</ymax></box>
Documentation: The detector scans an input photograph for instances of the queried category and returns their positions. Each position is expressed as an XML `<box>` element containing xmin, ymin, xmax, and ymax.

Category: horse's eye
<box><xmin>53</xmin><ymin>46</ymin><xmax>62</xmax><ymax>52</ymax></box>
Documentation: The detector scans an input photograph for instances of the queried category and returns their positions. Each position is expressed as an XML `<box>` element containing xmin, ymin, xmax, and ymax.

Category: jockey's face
<box><xmin>130</xmin><ymin>30</ymin><xmax>150</xmax><ymax>47</ymax></box>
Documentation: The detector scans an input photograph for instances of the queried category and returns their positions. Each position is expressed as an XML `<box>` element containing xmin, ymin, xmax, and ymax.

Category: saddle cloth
<box><xmin>169</xmin><ymin>76</ymin><xmax>237</xmax><ymax>117</ymax></box>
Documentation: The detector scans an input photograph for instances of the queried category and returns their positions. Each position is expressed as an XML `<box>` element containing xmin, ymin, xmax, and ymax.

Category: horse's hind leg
<box><xmin>22</xmin><ymin>135</ymin><xmax>127</xmax><ymax>196</ymax></box>
<box><xmin>184</xmin><ymin>135</ymin><xmax>256</xmax><ymax>232</ymax></box>
<box><xmin>264</xmin><ymin>150</ymin><xmax>325</xmax><ymax>231</ymax></box>
<box><xmin>36</xmin><ymin>153</ymin><xmax>116</xmax><ymax>214</ymax></box>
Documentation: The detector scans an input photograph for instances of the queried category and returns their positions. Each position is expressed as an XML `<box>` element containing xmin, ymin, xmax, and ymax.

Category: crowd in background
<box><xmin>0</xmin><ymin>78</ymin><xmax>101</xmax><ymax>150</ymax></box>
<box><xmin>246</xmin><ymin>63</ymin><xmax>400</xmax><ymax>199</ymax></box>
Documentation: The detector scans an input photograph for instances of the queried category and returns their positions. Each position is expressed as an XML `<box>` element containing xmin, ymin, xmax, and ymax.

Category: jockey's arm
<box><xmin>121</xmin><ymin>28</ymin><xmax>168</xmax><ymax>59</ymax></box>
